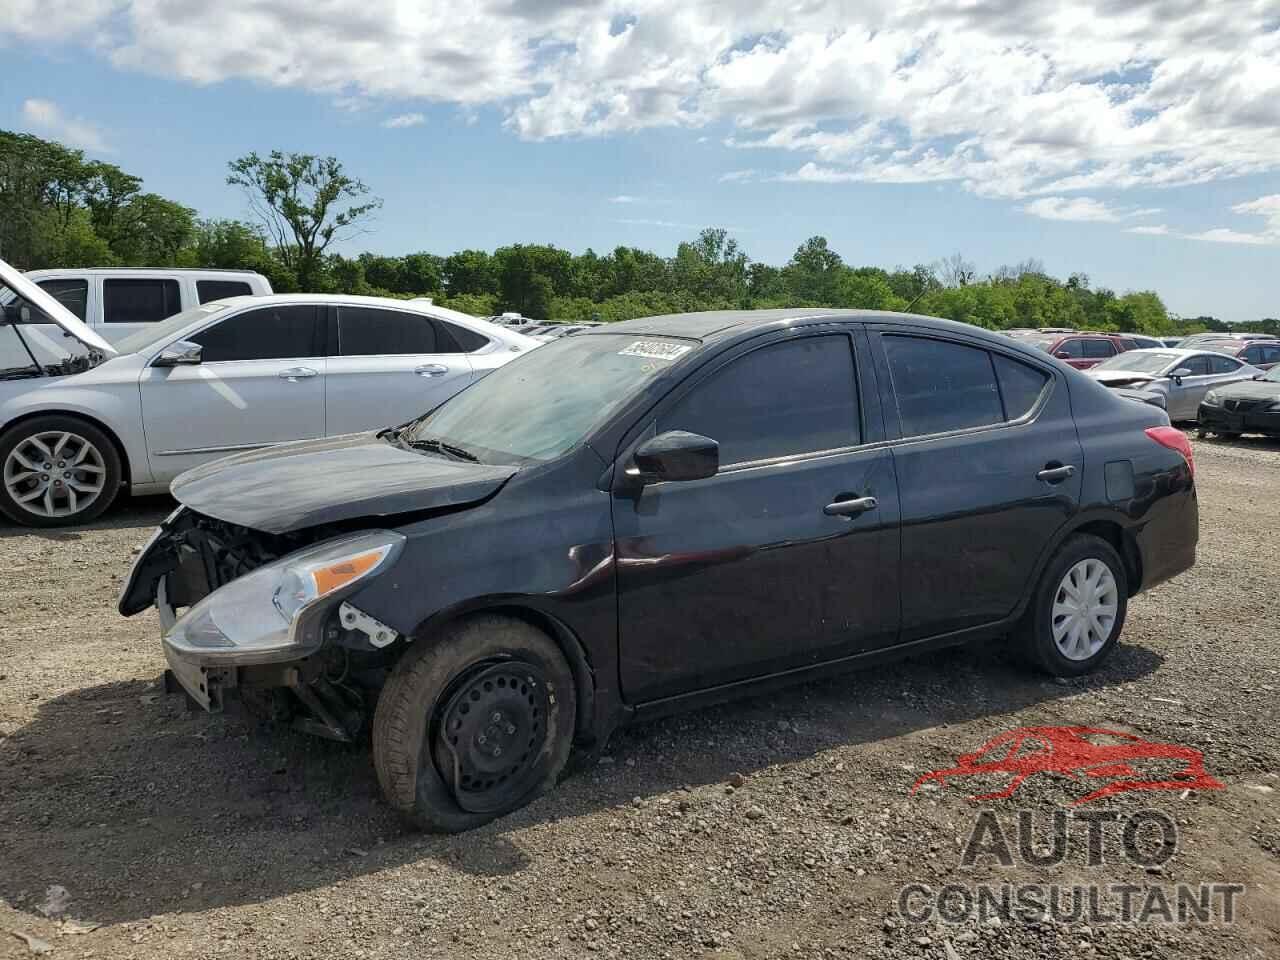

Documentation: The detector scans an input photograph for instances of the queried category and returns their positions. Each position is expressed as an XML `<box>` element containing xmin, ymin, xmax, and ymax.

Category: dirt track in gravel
<box><xmin>1</xmin><ymin>433</ymin><xmax>1277</xmax><ymax>959</ymax></box>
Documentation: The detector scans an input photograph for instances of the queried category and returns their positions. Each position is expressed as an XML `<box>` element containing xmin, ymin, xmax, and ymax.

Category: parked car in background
<box><xmin>1012</xmin><ymin>331</ymin><xmax>1136</xmax><ymax>369</ymax></box>
<box><xmin>0</xmin><ymin>267</ymin><xmax>271</xmax><ymax>369</ymax></box>
<box><xmin>1195</xmin><ymin>338</ymin><xmax>1280</xmax><ymax>370</ymax></box>
<box><xmin>1197</xmin><ymin>364</ymin><xmax>1280</xmax><ymax>439</ymax></box>
<box><xmin>1161</xmin><ymin>337</ymin><xmax>1184</xmax><ymax>348</ymax></box>
<box><xmin>0</xmin><ymin>259</ymin><xmax>538</xmax><ymax>526</ymax></box>
<box><xmin>1117</xmin><ymin>333</ymin><xmax>1165</xmax><ymax>350</ymax></box>
<box><xmin>119</xmin><ymin>307</ymin><xmax>1198</xmax><ymax>832</ymax></box>
<box><xmin>1086</xmin><ymin>348</ymin><xmax>1260</xmax><ymax>421</ymax></box>
<box><xmin>485</xmin><ymin>312</ymin><xmax>539</xmax><ymax>329</ymax></box>
<box><xmin>1180</xmin><ymin>332</ymin><xmax>1274</xmax><ymax>347</ymax></box>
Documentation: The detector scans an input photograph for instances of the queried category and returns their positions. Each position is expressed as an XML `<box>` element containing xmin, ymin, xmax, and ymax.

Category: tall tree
<box><xmin>227</xmin><ymin>151</ymin><xmax>381</xmax><ymax>290</ymax></box>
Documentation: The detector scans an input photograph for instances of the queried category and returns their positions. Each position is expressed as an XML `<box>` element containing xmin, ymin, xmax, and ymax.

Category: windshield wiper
<box><xmin>405</xmin><ymin>436</ymin><xmax>481</xmax><ymax>463</ymax></box>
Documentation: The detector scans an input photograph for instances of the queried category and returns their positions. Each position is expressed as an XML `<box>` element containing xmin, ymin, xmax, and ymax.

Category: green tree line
<box><xmin>3</xmin><ymin>129</ymin><xmax>1274</xmax><ymax>336</ymax></box>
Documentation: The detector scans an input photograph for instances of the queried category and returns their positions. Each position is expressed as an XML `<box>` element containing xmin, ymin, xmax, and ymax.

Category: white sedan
<box><xmin>0</xmin><ymin>259</ymin><xmax>539</xmax><ymax>526</ymax></box>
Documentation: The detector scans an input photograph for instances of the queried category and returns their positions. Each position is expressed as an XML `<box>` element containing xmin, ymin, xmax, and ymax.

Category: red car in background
<box><xmin>1196</xmin><ymin>338</ymin><xmax>1280</xmax><ymax>371</ymax></box>
<box><xmin>1009</xmin><ymin>331</ymin><xmax>1138</xmax><ymax>370</ymax></box>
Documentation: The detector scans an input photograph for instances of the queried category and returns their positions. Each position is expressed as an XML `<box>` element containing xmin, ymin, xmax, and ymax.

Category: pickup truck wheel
<box><xmin>1017</xmin><ymin>534</ymin><xmax>1129</xmax><ymax>677</ymax></box>
<box><xmin>372</xmin><ymin>615</ymin><xmax>576</xmax><ymax>833</ymax></box>
<box><xmin>0</xmin><ymin>415</ymin><xmax>121</xmax><ymax>528</ymax></box>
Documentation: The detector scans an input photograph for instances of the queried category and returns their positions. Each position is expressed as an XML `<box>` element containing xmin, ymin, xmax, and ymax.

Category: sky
<box><xmin>1</xmin><ymin>0</ymin><xmax>1277</xmax><ymax>323</ymax></box>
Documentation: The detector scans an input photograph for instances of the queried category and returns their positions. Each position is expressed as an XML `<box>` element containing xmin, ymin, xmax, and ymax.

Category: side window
<box><xmin>1242</xmin><ymin>347</ymin><xmax>1263</xmax><ymax>363</ymax></box>
<box><xmin>103</xmin><ymin>278</ymin><xmax>181</xmax><ymax>324</ymax></box>
<box><xmin>884</xmin><ymin>335</ymin><xmax>1002</xmax><ymax>437</ymax></box>
<box><xmin>1057</xmin><ymin>339</ymin><xmax>1085</xmax><ymax>358</ymax></box>
<box><xmin>196</xmin><ymin>279</ymin><xmax>253</xmax><ymax>304</ymax></box>
<box><xmin>36</xmin><ymin>279</ymin><xmax>89</xmax><ymax>321</ymax></box>
<box><xmin>190</xmin><ymin>305</ymin><xmax>320</xmax><ymax>362</ymax></box>
<box><xmin>1182</xmin><ymin>355</ymin><xmax>1212</xmax><ymax>376</ymax></box>
<box><xmin>1208</xmin><ymin>354</ymin><xmax>1240</xmax><ymax>374</ymax></box>
<box><xmin>1263</xmin><ymin>346</ymin><xmax>1280</xmax><ymax>365</ymax></box>
<box><xmin>1083</xmin><ymin>338</ymin><xmax>1116</xmax><ymax>358</ymax></box>
<box><xmin>660</xmin><ymin>335</ymin><xmax>859</xmax><ymax>466</ymax></box>
<box><xmin>993</xmin><ymin>354</ymin><xmax>1050</xmax><ymax>420</ymax></box>
<box><xmin>338</xmin><ymin>307</ymin><xmax>440</xmax><ymax>355</ymax></box>
<box><xmin>439</xmin><ymin>320</ymin><xmax>489</xmax><ymax>352</ymax></box>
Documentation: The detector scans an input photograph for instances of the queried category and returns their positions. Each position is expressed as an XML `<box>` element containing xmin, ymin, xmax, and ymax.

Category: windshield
<box><xmin>406</xmin><ymin>333</ymin><xmax>697</xmax><ymax>463</ymax></box>
<box><xmin>1264</xmin><ymin>366</ymin><xmax>1280</xmax><ymax>383</ymax></box>
<box><xmin>113</xmin><ymin>303</ymin><xmax>230</xmax><ymax>356</ymax></box>
<box><xmin>1092</xmin><ymin>351</ymin><xmax>1178</xmax><ymax>374</ymax></box>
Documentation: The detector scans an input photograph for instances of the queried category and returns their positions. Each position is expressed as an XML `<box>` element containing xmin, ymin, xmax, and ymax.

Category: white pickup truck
<box><xmin>0</xmin><ymin>267</ymin><xmax>271</xmax><ymax>368</ymax></box>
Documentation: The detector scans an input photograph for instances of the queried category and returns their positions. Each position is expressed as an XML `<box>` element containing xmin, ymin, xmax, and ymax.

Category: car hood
<box><xmin>0</xmin><ymin>258</ymin><xmax>117</xmax><ymax>357</ymax></box>
<box><xmin>1089</xmin><ymin>370</ymin><xmax>1161</xmax><ymax>387</ymax></box>
<box><xmin>1210</xmin><ymin>379</ymin><xmax>1280</xmax><ymax>401</ymax></box>
<box><xmin>171</xmin><ymin>433</ymin><xmax>519</xmax><ymax>534</ymax></box>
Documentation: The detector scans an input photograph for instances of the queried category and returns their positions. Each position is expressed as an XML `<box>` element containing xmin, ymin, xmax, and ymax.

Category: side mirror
<box><xmin>153</xmin><ymin>340</ymin><xmax>203</xmax><ymax>367</ymax></box>
<box><xmin>629</xmin><ymin>430</ymin><xmax>719</xmax><ymax>484</ymax></box>
<box><xmin>1054</xmin><ymin>350</ymin><xmax>1071</xmax><ymax>360</ymax></box>
<box><xmin>1169</xmin><ymin>367</ymin><xmax>1191</xmax><ymax>384</ymax></box>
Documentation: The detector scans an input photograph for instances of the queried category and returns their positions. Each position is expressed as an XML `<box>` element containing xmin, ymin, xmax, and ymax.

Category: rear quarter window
<box><xmin>883</xmin><ymin>335</ymin><xmax>1003</xmax><ymax>437</ymax></box>
<box><xmin>993</xmin><ymin>354</ymin><xmax>1050</xmax><ymax>420</ymax></box>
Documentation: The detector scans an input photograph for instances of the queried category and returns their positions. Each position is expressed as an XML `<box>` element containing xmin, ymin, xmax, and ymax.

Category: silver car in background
<box><xmin>0</xmin><ymin>259</ymin><xmax>538</xmax><ymax>527</ymax></box>
<box><xmin>1086</xmin><ymin>348</ymin><xmax>1261</xmax><ymax>421</ymax></box>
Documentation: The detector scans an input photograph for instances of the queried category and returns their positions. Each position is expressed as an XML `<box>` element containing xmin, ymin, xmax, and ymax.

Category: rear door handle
<box><xmin>277</xmin><ymin>366</ymin><xmax>318</xmax><ymax>381</ymax></box>
<box><xmin>823</xmin><ymin>496</ymin><xmax>878</xmax><ymax>517</ymax></box>
<box><xmin>415</xmin><ymin>363</ymin><xmax>449</xmax><ymax>377</ymax></box>
<box><xmin>1037</xmin><ymin>464</ymin><xmax>1076</xmax><ymax>483</ymax></box>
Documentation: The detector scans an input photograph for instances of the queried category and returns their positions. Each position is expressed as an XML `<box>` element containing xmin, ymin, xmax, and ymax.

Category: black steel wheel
<box><xmin>373</xmin><ymin>615</ymin><xmax>576</xmax><ymax>832</ymax></box>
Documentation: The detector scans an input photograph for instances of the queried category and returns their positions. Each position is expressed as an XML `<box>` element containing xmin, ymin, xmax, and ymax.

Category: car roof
<box><xmin>24</xmin><ymin>267</ymin><xmax>264</xmax><ymax>277</ymax></box>
<box><xmin>584</xmin><ymin>308</ymin><xmax>1022</xmax><ymax>345</ymax></box>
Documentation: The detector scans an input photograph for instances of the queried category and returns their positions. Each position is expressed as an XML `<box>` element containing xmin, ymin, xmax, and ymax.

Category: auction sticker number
<box><xmin>619</xmin><ymin>340</ymin><xmax>693</xmax><ymax>362</ymax></box>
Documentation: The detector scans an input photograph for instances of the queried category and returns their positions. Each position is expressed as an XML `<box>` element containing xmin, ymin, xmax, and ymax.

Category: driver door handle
<box><xmin>1037</xmin><ymin>464</ymin><xmax>1076</xmax><ymax>483</ymax></box>
<box><xmin>277</xmin><ymin>366</ymin><xmax>318</xmax><ymax>381</ymax></box>
<box><xmin>823</xmin><ymin>496</ymin><xmax>877</xmax><ymax>517</ymax></box>
<box><xmin>415</xmin><ymin>363</ymin><xmax>449</xmax><ymax>377</ymax></box>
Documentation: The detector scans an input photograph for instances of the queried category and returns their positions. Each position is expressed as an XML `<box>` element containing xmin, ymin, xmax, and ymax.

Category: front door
<box><xmin>324</xmin><ymin>305</ymin><xmax>475</xmax><ymax>435</ymax></box>
<box><xmin>871</xmin><ymin>328</ymin><xmax>1083</xmax><ymax>640</ymax></box>
<box><xmin>613</xmin><ymin>330</ymin><xmax>901</xmax><ymax>704</ymax></box>
<box><xmin>140</xmin><ymin>304</ymin><xmax>326</xmax><ymax>480</ymax></box>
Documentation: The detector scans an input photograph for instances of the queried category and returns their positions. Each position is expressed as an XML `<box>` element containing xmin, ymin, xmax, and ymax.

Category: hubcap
<box><xmin>433</xmin><ymin>661</ymin><xmax>549</xmax><ymax>814</ymax></box>
<box><xmin>3</xmin><ymin>431</ymin><xmax>106</xmax><ymax>518</ymax></box>
<box><xmin>1051</xmin><ymin>558</ymin><xmax>1119</xmax><ymax>661</ymax></box>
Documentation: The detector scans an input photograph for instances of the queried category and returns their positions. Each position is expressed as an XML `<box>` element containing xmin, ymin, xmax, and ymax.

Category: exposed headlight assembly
<box><xmin>1202</xmin><ymin>390</ymin><xmax>1220</xmax><ymax>406</ymax></box>
<box><xmin>165</xmin><ymin>531</ymin><xmax>404</xmax><ymax>664</ymax></box>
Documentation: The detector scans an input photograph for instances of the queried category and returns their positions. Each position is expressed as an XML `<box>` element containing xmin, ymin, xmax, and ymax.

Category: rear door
<box><xmin>869</xmin><ymin>327</ymin><xmax>1083</xmax><ymax>640</ymax></box>
<box><xmin>325</xmin><ymin>304</ymin><xmax>474</xmax><ymax>435</ymax></box>
<box><xmin>614</xmin><ymin>328</ymin><xmax>901</xmax><ymax>703</ymax></box>
<box><xmin>139</xmin><ymin>304</ymin><xmax>326</xmax><ymax>480</ymax></box>
<box><xmin>100</xmin><ymin>277</ymin><xmax>183</xmax><ymax>345</ymax></box>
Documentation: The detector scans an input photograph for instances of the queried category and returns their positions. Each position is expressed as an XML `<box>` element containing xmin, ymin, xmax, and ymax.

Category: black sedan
<box><xmin>119</xmin><ymin>309</ymin><xmax>1198</xmax><ymax>831</ymax></box>
<box><xmin>1196</xmin><ymin>364</ymin><xmax>1280</xmax><ymax>439</ymax></box>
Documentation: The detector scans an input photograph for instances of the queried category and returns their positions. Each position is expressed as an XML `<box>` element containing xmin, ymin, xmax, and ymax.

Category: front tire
<box><xmin>372</xmin><ymin>615</ymin><xmax>576</xmax><ymax>832</ymax></box>
<box><xmin>0</xmin><ymin>415</ymin><xmax>121</xmax><ymax>527</ymax></box>
<box><xmin>1018</xmin><ymin>534</ymin><xmax>1129</xmax><ymax>677</ymax></box>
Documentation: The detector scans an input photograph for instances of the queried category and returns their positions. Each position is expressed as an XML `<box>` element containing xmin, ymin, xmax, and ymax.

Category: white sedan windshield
<box><xmin>1092</xmin><ymin>351</ymin><xmax>1178</xmax><ymax>374</ymax></box>
<box><xmin>113</xmin><ymin>303</ymin><xmax>230</xmax><ymax>356</ymax></box>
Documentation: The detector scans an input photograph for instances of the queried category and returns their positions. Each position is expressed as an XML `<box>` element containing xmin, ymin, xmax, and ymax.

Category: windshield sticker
<box><xmin>619</xmin><ymin>340</ymin><xmax>692</xmax><ymax>362</ymax></box>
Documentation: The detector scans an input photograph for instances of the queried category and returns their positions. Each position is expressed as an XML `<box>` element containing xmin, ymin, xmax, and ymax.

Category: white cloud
<box><xmin>20</xmin><ymin>99</ymin><xmax>111</xmax><ymax>153</ymax></box>
<box><xmin>382</xmin><ymin>112</ymin><xmax>425</xmax><ymax>128</ymax></box>
<box><xmin>616</xmin><ymin>217</ymin><xmax>747</xmax><ymax>232</ymax></box>
<box><xmin>1126</xmin><ymin>225</ymin><xmax>1172</xmax><ymax>236</ymax></box>
<box><xmin>610</xmin><ymin>194</ymin><xmax>641</xmax><ymax>204</ymax></box>
<box><xmin>1021</xmin><ymin>196</ymin><xmax>1160</xmax><ymax>223</ymax></box>
<box><xmin>718</xmin><ymin>169</ymin><xmax>759</xmax><ymax>183</ymax></box>
<box><xmin>3</xmin><ymin>0</ymin><xmax>1278</xmax><ymax>212</ymax></box>
<box><xmin>1125</xmin><ymin>196</ymin><xmax>1280</xmax><ymax>246</ymax></box>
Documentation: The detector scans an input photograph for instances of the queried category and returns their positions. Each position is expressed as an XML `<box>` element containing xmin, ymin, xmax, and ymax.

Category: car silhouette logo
<box><xmin>911</xmin><ymin>725</ymin><xmax>1225</xmax><ymax>805</ymax></box>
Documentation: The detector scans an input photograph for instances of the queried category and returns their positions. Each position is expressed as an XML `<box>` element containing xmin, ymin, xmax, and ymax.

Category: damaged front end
<box><xmin>120</xmin><ymin>508</ymin><xmax>405</xmax><ymax>740</ymax></box>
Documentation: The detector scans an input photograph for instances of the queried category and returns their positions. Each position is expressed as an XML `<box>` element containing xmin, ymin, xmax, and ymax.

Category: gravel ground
<box><xmin>1</xmin><ymin>432</ymin><xmax>1277</xmax><ymax>959</ymax></box>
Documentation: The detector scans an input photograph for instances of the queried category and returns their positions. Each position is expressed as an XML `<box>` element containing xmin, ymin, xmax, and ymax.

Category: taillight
<box><xmin>1145</xmin><ymin>426</ymin><xmax>1195</xmax><ymax>479</ymax></box>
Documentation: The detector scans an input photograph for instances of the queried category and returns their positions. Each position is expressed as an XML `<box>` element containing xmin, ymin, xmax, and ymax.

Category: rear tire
<box><xmin>1017</xmin><ymin>534</ymin><xmax>1128</xmax><ymax>677</ymax></box>
<box><xmin>372</xmin><ymin>615</ymin><xmax>576</xmax><ymax>832</ymax></box>
<box><xmin>0</xmin><ymin>415</ymin><xmax>122</xmax><ymax>528</ymax></box>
